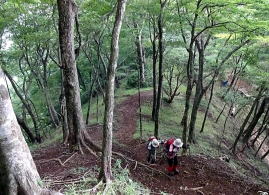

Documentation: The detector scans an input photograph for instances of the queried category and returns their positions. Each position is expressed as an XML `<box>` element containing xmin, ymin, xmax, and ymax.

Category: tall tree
<box><xmin>154</xmin><ymin>0</ymin><xmax>167</xmax><ymax>138</ymax></box>
<box><xmin>99</xmin><ymin>0</ymin><xmax>127</xmax><ymax>183</ymax></box>
<box><xmin>57</xmin><ymin>0</ymin><xmax>99</xmax><ymax>153</ymax></box>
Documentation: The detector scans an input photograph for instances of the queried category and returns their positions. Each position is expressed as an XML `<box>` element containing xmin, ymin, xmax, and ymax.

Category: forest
<box><xmin>0</xmin><ymin>0</ymin><xmax>269</xmax><ymax>194</ymax></box>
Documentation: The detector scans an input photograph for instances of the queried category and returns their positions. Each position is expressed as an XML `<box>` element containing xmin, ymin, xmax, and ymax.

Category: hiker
<box><xmin>147</xmin><ymin>136</ymin><xmax>160</xmax><ymax>164</ymax></box>
<box><xmin>164</xmin><ymin>138</ymin><xmax>183</xmax><ymax>175</ymax></box>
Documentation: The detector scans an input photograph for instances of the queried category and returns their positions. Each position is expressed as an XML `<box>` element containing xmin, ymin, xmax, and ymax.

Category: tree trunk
<box><xmin>0</xmin><ymin>69</ymin><xmax>61</xmax><ymax>195</ymax></box>
<box><xmin>151</xmin><ymin>22</ymin><xmax>158</xmax><ymax>121</ymax></box>
<box><xmin>254</xmin><ymin>125</ymin><xmax>268</xmax><ymax>157</ymax></box>
<box><xmin>43</xmin><ymin>88</ymin><xmax>60</xmax><ymax>128</ymax></box>
<box><xmin>16</xmin><ymin>115</ymin><xmax>36</xmax><ymax>143</ymax></box>
<box><xmin>86</xmin><ymin>73</ymin><xmax>97</xmax><ymax>125</ymax></box>
<box><xmin>181</xmin><ymin>44</ymin><xmax>194</xmax><ymax>149</ymax></box>
<box><xmin>231</xmin><ymin>92</ymin><xmax>262</xmax><ymax>153</ymax></box>
<box><xmin>135</xmin><ymin>27</ymin><xmax>146</xmax><ymax>84</ymax></box>
<box><xmin>188</xmin><ymin>38</ymin><xmax>207</xmax><ymax>143</ymax></box>
<box><xmin>99</xmin><ymin>0</ymin><xmax>127</xmax><ymax>183</ymax></box>
<box><xmin>251</xmin><ymin>107</ymin><xmax>269</xmax><ymax>146</ymax></box>
<box><xmin>154</xmin><ymin>0</ymin><xmax>166</xmax><ymax>138</ymax></box>
<box><xmin>261</xmin><ymin>148</ymin><xmax>269</xmax><ymax>160</ymax></box>
<box><xmin>57</xmin><ymin>0</ymin><xmax>99</xmax><ymax>153</ymax></box>
<box><xmin>242</xmin><ymin>97</ymin><xmax>269</xmax><ymax>144</ymax></box>
<box><xmin>3</xmin><ymin>69</ymin><xmax>41</xmax><ymax>143</ymax></box>
<box><xmin>200</xmin><ymin>81</ymin><xmax>214</xmax><ymax>133</ymax></box>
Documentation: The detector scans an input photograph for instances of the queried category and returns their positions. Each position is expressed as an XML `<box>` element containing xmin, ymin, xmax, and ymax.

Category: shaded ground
<box><xmin>34</xmin><ymin>91</ymin><xmax>268</xmax><ymax>194</ymax></box>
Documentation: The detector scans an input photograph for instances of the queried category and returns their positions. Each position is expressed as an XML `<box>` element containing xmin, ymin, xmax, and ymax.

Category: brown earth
<box><xmin>34</xmin><ymin>91</ymin><xmax>268</xmax><ymax>195</ymax></box>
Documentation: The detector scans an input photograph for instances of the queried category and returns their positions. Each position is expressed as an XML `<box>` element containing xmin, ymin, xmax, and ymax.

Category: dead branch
<box><xmin>133</xmin><ymin>161</ymin><xmax>138</xmax><ymax>170</ymax></box>
<box><xmin>63</xmin><ymin>152</ymin><xmax>77</xmax><ymax>165</ymax></box>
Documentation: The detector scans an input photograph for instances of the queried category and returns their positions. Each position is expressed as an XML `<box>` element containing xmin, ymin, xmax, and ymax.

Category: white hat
<box><xmin>173</xmin><ymin>138</ymin><xmax>183</xmax><ymax>148</ymax></box>
<box><xmin>152</xmin><ymin>139</ymin><xmax>159</xmax><ymax>148</ymax></box>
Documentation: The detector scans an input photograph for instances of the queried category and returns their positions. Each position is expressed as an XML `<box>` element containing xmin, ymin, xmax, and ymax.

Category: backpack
<box><xmin>165</xmin><ymin>138</ymin><xmax>174</xmax><ymax>152</ymax></box>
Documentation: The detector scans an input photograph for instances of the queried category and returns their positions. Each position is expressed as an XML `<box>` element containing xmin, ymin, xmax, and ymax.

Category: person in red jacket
<box><xmin>164</xmin><ymin>138</ymin><xmax>183</xmax><ymax>175</ymax></box>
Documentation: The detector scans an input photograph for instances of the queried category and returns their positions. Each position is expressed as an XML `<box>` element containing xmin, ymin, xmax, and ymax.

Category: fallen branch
<box><xmin>38</xmin><ymin>158</ymin><xmax>65</xmax><ymax>167</ymax></box>
<box><xmin>180</xmin><ymin>186</ymin><xmax>204</xmax><ymax>194</ymax></box>
<box><xmin>63</xmin><ymin>152</ymin><xmax>77</xmax><ymax>165</ymax></box>
<box><xmin>112</xmin><ymin>151</ymin><xmax>171</xmax><ymax>180</ymax></box>
<box><xmin>77</xmin><ymin>180</ymin><xmax>104</xmax><ymax>194</ymax></box>
<box><xmin>133</xmin><ymin>161</ymin><xmax>138</xmax><ymax>170</ymax></box>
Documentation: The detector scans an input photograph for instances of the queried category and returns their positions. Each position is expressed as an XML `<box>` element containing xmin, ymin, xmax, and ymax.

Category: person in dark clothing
<box><xmin>147</xmin><ymin>136</ymin><xmax>160</xmax><ymax>164</ymax></box>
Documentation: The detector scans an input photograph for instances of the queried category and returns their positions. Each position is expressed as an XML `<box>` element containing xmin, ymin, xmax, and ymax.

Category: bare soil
<box><xmin>34</xmin><ymin>91</ymin><xmax>268</xmax><ymax>194</ymax></box>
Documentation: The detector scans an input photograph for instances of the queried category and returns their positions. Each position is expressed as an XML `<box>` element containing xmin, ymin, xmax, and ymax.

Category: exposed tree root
<box><xmin>38</xmin><ymin>158</ymin><xmax>65</xmax><ymax>167</ymax></box>
<box><xmin>63</xmin><ymin>152</ymin><xmax>77</xmax><ymax>165</ymax></box>
<box><xmin>112</xmin><ymin>151</ymin><xmax>171</xmax><ymax>180</ymax></box>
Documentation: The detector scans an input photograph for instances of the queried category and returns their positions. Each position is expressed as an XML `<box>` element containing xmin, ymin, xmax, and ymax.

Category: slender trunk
<box><xmin>251</xmin><ymin>107</ymin><xmax>269</xmax><ymax>146</ymax></box>
<box><xmin>135</xmin><ymin>28</ymin><xmax>146</xmax><ymax>84</ymax></box>
<box><xmin>200</xmin><ymin>81</ymin><xmax>214</xmax><ymax>133</ymax></box>
<box><xmin>188</xmin><ymin>92</ymin><xmax>203</xmax><ymax>143</ymax></box>
<box><xmin>242</xmin><ymin>97</ymin><xmax>269</xmax><ymax>144</ymax></box>
<box><xmin>254</xmin><ymin>125</ymin><xmax>268</xmax><ymax>157</ymax></box>
<box><xmin>0</xmin><ymin>69</ymin><xmax>61</xmax><ymax>195</ymax></box>
<box><xmin>181</xmin><ymin>43</ymin><xmax>194</xmax><ymax>150</ymax></box>
<box><xmin>215</xmin><ymin>103</ymin><xmax>227</xmax><ymax>123</ymax></box>
<box><xmin>151</xmin><ymin>33</ymin><xmax>158</xmax><ymax>121</ymax></box>
<box><xmin>138</xmin><ymin>66</ymin><xmax>143</xmax><ymax>138</ymax></box>
<box><xmin>261</xmin><ymin>148</ymin><xmax>269</xmax><ymax>160</ymax></box>
<box><xmin>100</xmin><ymin>0</ymin><xmax>127</xmax><ymax>183</ymax></box>
<box><xmin>154</xmin><ymin>0</ymin><xmax>166</xmax><ymax>138</ymax></box>
<box><xmin>16</xmin><ymin>115</ymin><xmax>36</xmax><ymax>143</ymax></box>
<box><xmin>97</xmin><ymin>93</ymin><xmax>99</xmax><ymax>123</ymax></box>
<box><xmin>3</xmin><ymin>69</ymin><xmax>41</xmax><ymax>143</ymax></box>
<box><xmin>43</xmin><ymin>88</ymin><xmax>60</xmax><ymax>128</ymax></box>
<box><xmin>231</xmin><ymin>94</ymin><xmax>261</xmax><ymax>153</ymax></box>
<box><xmin>86</xmin><ymin>73</ymin><xmax>96</xmax><ymax>125</ymax></box>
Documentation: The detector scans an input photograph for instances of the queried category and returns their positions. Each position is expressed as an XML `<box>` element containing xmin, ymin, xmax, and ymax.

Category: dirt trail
<box><xmin>34</xmin><ymin>90</ymin><xmax>268</xmax><ymax>195</ymax></box>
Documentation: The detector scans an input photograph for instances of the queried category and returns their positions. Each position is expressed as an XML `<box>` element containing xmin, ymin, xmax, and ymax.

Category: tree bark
<box><xmin>99</xmin><ymin>0</ymin><xmax>127</xmax><ymax>183</ymax></box>
<box><xmin>0</xmin><ymin>68</ymin><xmax>61</xmax><ymax>195</ymax></box>
<box><xmin>57</xmin><ymin>0</ymin><xmax>99</xmax><ymax>152</ymax></box>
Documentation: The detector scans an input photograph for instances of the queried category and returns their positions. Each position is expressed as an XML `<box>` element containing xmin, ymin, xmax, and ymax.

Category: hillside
<box><xmin>33</xmin><ymin>89</ymin><xmax>269</xmax><ymax>195</ymax></box>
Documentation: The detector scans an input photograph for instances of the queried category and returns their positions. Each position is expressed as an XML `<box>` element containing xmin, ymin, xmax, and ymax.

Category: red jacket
<box><xmin>165</xmin><ymin>138</ymin><xmax>179</xmax><ymax>159</ymax></box>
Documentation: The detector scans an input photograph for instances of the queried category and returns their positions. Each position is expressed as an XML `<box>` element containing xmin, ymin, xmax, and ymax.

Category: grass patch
<box><xmin>65</xmin><ymin>160</ymin><xmax>150</xmax><ymax>195</ymax></box>
<box><xmin>29</xmin><ymin>128</ymin><xmax>62</xmax><ymax>151</ymax></box>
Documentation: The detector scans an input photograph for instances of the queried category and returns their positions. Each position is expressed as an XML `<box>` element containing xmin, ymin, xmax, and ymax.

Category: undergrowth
<box><xmin>65</xmin><ymin>160</ymin><xmax>150</xmax><ymax>195</ymax></box>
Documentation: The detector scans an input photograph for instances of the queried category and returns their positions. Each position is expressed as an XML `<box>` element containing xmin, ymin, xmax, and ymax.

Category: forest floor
<box><xmin>33</xmin><ymin>91</ymin><xmax>269</xmax><ymax>195</ymax></box>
